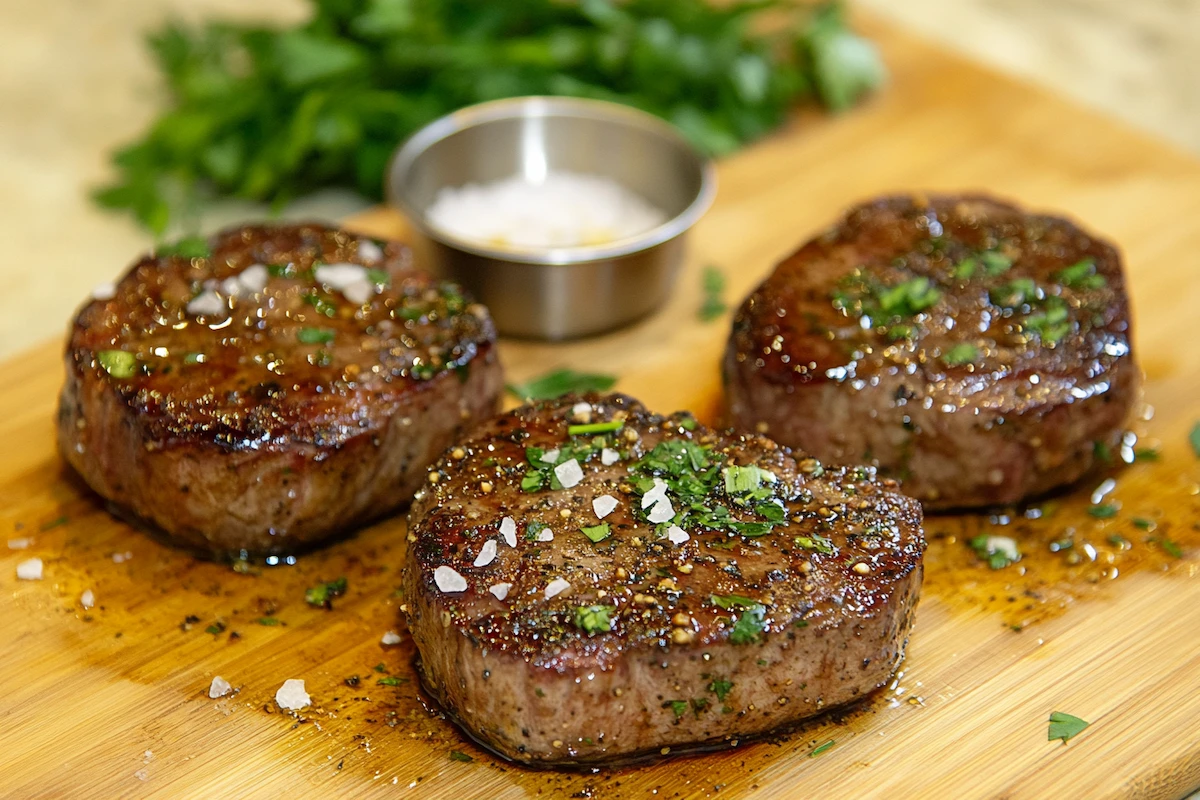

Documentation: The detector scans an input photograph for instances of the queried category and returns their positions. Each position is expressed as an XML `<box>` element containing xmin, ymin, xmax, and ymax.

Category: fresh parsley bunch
<box><xmin>95</xmin><ymin>0</ymin><xmax>884</xmax><ymax>233</ymax></box>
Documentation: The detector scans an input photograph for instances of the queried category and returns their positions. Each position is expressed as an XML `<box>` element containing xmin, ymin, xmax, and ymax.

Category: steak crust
<box><xmin>403</xmin><ymin>394</ymin><xmax>924</xmax><ymax>765</ymax></box>
<box><xmin>58</xmin><ymin>223</ymin><xmax>502</xmax><ymax>556</ymax></box>
<box><xmin>725</xmin><ymin>194</ymin><xmax>1139</xmax><ymax>509</ymax></box>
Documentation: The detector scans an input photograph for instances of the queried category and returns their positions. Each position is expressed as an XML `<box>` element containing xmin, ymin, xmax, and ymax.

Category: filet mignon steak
<box><xmin>58</xmin><ymin>223</ymin><xmax>502</xmax><ymax>557</ymax></box>
<box><xmin>403</xmin><ymin>393</ymin><xmax>924</xmax><ymax>765</ymax></box>
<box><xmin>725</xmin><ymin>194</ymin><xmax>1139</xmax><ymax>509</ymax></box>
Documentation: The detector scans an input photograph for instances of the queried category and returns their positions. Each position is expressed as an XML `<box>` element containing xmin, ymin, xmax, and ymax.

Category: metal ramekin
<box><xmin>386</xmin><ymin>97</ymin><xmax>716</xmax><ymax>340</ymax></box>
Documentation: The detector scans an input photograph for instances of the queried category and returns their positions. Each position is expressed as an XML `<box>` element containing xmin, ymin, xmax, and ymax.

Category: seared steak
<box><xmin>403</xmin><ymin>393</ymin><xmax>924</xmax><ymax>765</ymax></box>
<box><xmin>58</xmin><ymin>223</ymin><xmax>502</xmax><ymax>557</ymax></box>
<box><xmin>725</xmin><ymin>194</ymin><xmax>1139</xmax><ymax>509</ymax></box>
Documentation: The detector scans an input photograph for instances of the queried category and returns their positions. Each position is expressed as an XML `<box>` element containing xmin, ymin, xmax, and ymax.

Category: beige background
<box><xmin>2</xmin><ymin>0</ymin><xmax>1197</xmax><ymax>360</ymax></box>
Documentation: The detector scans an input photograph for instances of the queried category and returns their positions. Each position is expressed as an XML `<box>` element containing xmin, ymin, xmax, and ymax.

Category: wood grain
<box><xmin>4</xmin><ymin>17</ymin><xmax>1200</xmax><ymax>800</ymax></box>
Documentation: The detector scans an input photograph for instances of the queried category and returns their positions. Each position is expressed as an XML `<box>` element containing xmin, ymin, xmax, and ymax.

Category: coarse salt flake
<box><xmin>473</xmin><ymin>539</ymin><xmax>498</xmax><ymax>567</ymax></box>
<box><xmin>666</xmin><ymin>525</ymin><xmax>690</xmax><ymax>545</ymax></box>
<box><xmin>7</xmin><ymin>537</ymin><xmax>31</xmax><ymax>550</ymax></box>
<box><xmin>209</xmin><ymin>675</ymin><xmax>232</xmax><ymax>699</ymax></box>
<box><xmin>555</xmin><ymin>459</ymin><xmax>584</xmax><ymax>489</ymax></box>
<box><xmin>571</xmin><ymin>402</ymin><xmax>592</xmax><ymax>421</ymax></box>
<box><xmin>540</xmin><ymin>448</ymin><xmax>560</xmax><ymax>464</ymax></box>
<box><xmin>499</xmin><ymin>517</ymin><xmax>517</xmax><ymax>548</ymax></box>
<box><xmin>80</xmin><ymin>589</ymin><xmax>95</xmax><ymax>609</ymax></box>
<box><xmin>489</xmin><ymin>582</ymin><xmax>512</xmax><ymax>601</ymax></box>
<box><xmin>380</xmin><ymin>631</ymin><xmax>402</xmax><ymax>646</ymax></box>
<box><xmin>544</xmin><ymin>578</ymin><xmax>571</xmax><ymax>599</ymax></box>
<box><xmin>537</xmin><ymin>528</ymin><xmax>554</xmax><ymax>542</ymax></box>
<box><xmin>434</xmin><ymin>565</ymin><xmax>468</xmax><ymax>593</ymax></box>
<box><xmin>187</xmin><ymin>290</ymin><xmax>225</xmax><ymax>317</ymax></box>
<box><xmin>593</xmin><ymin>495</ymin><xmax>618</xmax><ymax>519</ymax></box>
<box><xmin>648</xmin><ymin>496</ymin><xmax>675</xmax><ymax>524</ymax></box>
<box><xmin>238</xmin><ymin>264</ymin><xmax>269</xmax><ymax>293</ymax></box>
<box><xmin>601</xmin><ymin>448</ymin><xmax>620</xmax><ymax>466</ymax></box>
<box><xmin>92</xmin><ymin>282</ymin><xmax>116</xmax><ymax>300</ymax></box>
<box><xmin>220</xmin><ymin>276</ymin><xmax>243</xmax><ymax>298</ymax></box>
<box><xmin>112</xmin><ymin>551</ymin><xmax>133</xmax><ymax>564</ymax></box>
<box><xmin>275</xmin><ymin>679</ymin><xmax>310</xmax><ymax>710</ymax></box>
<box><xmin>315</xmin><ymin>263</ymin><xmax>368</xmax><ymax>290</ymax></box>
<box><xmin>641</xmin><ymin>477</ymin><xmax>668</xmax><ymax>509</ymax></box>
<box><xmin>16</xmin><ymin>558</ymin><xmax>43</xmax><ymax>580</ymax></box>
<box><xmin>342</xmin><ymin>280</ymin><xmax>374</xmax><ymax>305</ymax></box>
<box><xmin>358</xmin><ymin>240</ymin><xmax>384</xmax><ymax>263</ymax></box>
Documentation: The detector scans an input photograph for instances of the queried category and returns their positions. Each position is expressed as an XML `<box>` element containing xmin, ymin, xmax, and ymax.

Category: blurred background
<box><xmin>2</xmin><ymin>0</ymin><xmax>1198</xmax><ymax>359</ymax></box>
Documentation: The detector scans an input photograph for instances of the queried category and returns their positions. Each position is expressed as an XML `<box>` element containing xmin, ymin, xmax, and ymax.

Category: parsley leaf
<box><xmin>942</xmin><ymin>343</ymin><xmax>979</xmax><ymax>366</ymax></box>
<box><xmin>810</xmin><ymin>739</ymin><xmax>836</xmax><ymax>757</ymax></box>
<box><xmin>97</xmin><ymin>350</ymin><xmax>137</xmax><ymax>379</ymax></box>
<box><xmin>507</xmin><ymin>369</ymin><xmax>616</xmax><ymax>401</ymax></box>
<box><xmin>1190</xmin><ymin>422</ymin><xmax>1200</xmax><ymax>459</ymax></box>
<box><xmin>699</xmin><ymin>266</ymin><xmax>728</xmax><ymax>322</ymax></box>
<box><xmin>574</xmin><ymin>605</ymin><xmax>615</xmax><ymax>635</ymax></box>
<box><xmin>304</xmin><ymin>576</ymin><xmax>347</xmax><ymax>609</ymax></box>
<box><xmin>969</xmin><ymin>535</ymin><xmax>1020</xmax><ymax>569</ymax></box>
<box><xmin>580</xmin><ymin>523</ymin><xmax>611</xmax><ymax>543</ymax></box>
<box><xmin>449</xmin><ymin>750</ymin><xmax>474</xmax><ymax>763</ymax></box>
<box><xmin>707</xmin><ymin>677</ymin><xmax>734</xmax><ymax>702</ymax></box>
<box><xmin>1047</xmin><ymin>711</ymin><xmax>1090</xmax><ymax>743</ymax></box>
<box><xmin>728</xmin><ymin>604</ymin><xmax>767</xmax><ymax>645</ymax></box>
<box><xmin>297</xmin><ymin>327</ymin><xmax>335</xmax><ymax>345</ymax></box>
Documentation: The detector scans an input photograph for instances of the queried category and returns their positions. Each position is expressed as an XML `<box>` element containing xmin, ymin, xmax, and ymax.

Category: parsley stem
<box><xmin>567</xmin><ymin>420</ymin><xmax>623</xmax><ymax>435</ymax></box>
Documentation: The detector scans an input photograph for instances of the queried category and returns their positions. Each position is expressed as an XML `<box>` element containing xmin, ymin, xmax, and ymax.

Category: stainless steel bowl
<box><xmin>386</xmin><ymin>96</ymin><xmax>716</xmax><ymax>340</ymax></box>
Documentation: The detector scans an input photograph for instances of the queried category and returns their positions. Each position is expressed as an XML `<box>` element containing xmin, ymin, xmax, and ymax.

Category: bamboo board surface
<box><xmin>4</xmin><ymin>16</ymin><xmax>1200</xmax><ymax>800</ymax></box>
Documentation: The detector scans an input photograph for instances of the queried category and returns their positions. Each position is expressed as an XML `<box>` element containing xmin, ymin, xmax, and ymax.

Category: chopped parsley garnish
<box><xmin>794</xmin><ymin>535</ymin><xmax>834</xmax><ymax>554</ymax></box>
<box><xmin>366</xmin><ymin>268</ymin><xmax>390</xmax><ymax>286</ymax></box>
<box><xmin>728</xmin><ymin>604</ymin><xmax>767</xmax><ymax>645</ymax></box>
<box><xmin>969</xmin><ymin>535</ymin><xmax>1020</xmax><ymax>569</ymax></box>
<box><xmin>157</xmin><ymin>236</ymin><xmax>210</xmax><ymax>259</ymax></box>
<box><xmin>1048</xmin><ymin>711</ymin><xmax>1090</xmax><ymax>743</ymax></box>
<box><xmin>39</xmin><ymin>516</ymin><xmax>68</xmax><ymax>532</ymax></box>
<box><xmin>990</xmin><ymin>277</ymin><xmax>1038</xmax><ymax>308</ymax></box>
<box><xmin>448</xmin><ymin>750</ymin><xmax>474</xmax><ymax>763</ymax></box>
<box><xmin>98</xmin><ymin>350</ymin><xmax>137</xmax><ymax>378</ymax></box>
<box><xmin>1190</xmin><ymin>422</ymin><xmax>1200</xmax><ymax>459</ymax></box>
<box><xmin>665</xmin><ymin>700</ymin><xmax>689</xmax><ymax>719</ymax></box>
<box><xmin>574</xmin><ymin>604</ymin><xmax>615</xmax><ymax>634</ymax></box>
<box><xmin>877</xmin><ymin>277</ymin><xmax>941</xmax><ymax>316</ymax></box>
<box><xmin>568</xmin><ymin>420</ymin><xmax>623</xmax><ymax>436</ymax></box>
<box><xmin>373</xmin><ymin>663</ymin><xmax>387</xmax><ymax>673</ymax></box>
<box><xmin>520</xmin><ymin>471</ymin><xmax>546</xmax><ymax>492</ymax></box>
<box><xmin>525</xmin><ymin>520</ymin><xmax>549</xmax><ymax>541</ymax></box>
<box><xmin>831</xmin><ymin>274</ymin><xmax>941</xmax><ymax>335</ymax></box>
<box><xmin>1132</xmin><ymin>517</ymin><xmax>1155</xmax><ymax>531</ymax></box>
<box><xmin>183</xmin><ymin>352</ymin><xmax>204</xmax><ymax>365</ymax></box>
<box><xmin>707</xmin><ymin>678</ymin><xmax>734</xmax><ymax>702</ymax></box>
<box><xmin>699</xmin><ymin>266</ymin><xmax>728</xmax><ymax>322</ymax></box>
<box><xmin>722</xmin><ymin>465</ymin><xmax>776</xmax><ymax>495</ymax></box>
<box><xmin>1159</xmin><ymin>538</ymin><xmax>1183</xmax><ymax>559</ymax></box>
<box><xmin>506</xmin><ymin>369</ymin><xmax>617</xmax><ymax>401</ymax></box>
<box><xmin>303</xmin><ymin>292</ymin><xmax>337</xmax><ymax>317</ymax></box>
<box><xmin>1088</xmin><ymin>504</ymin><xmax>1118</xmax><ymax>519</ymax></box>
<box><xmin>297</xmin><ymin>327</ymin><xmax>335</xmax><ymax>345</ymax></box>
<box><xmin>304</xmin><ymin>576</ymin><xmax>347</xmax><ymax>608</ymax></box>
<box><xmin>1132</xmin><ymin>447</ymin><xmax>1159</xmax><ymax>462</ymax></box>
<box><xmin>678</xmin><ymin>416</ymin><xmax>698</xmax><ymax>431</ymax></box>
<box><xmin>1055</xmin><ymin>258</ymin><xmax>1106</xmax><ymax>289</ymax></box>
<box><xmin>377</xmin><ymin>676</ymin><xmax>407</xmax><ymax>686</ymax></box>
<box><xmin>710</xmin><ymin>594</ymin><xmax>762</xmax><ymax>611</ymax></box>
<box><xmin>1023</xmin><ymin>297</ymin><xmax>1070</xmax><ymax>344</ymax></box>
<box><xmin>205</xmin><ymin>622</ymin><xmax>226</xmax><ymax>636</ymax></box>
<box><xmin>1093</xmin><ymin>440</ymin><xmax>1112</xmax><ymax>464</ymax></box>
<box><xmin>629</xmin><ymin>441</ymin><xmax>785</xmax><ymax>540</ymax></box>
<box><xmin>580</xmin><ymin>523</ymin><xmax>611</xmax><ymax>543</ymax></box>
<box><xmin>257</xmin><ymin>617</ymin><xmax>280</xmax><ymax>626</ymax></box>
<box><xmin>810</xmin><ymin>739</ymin><xmax>836</xmax><ymax>758</ymax></box>
<box><xmin>980</xmin><ymin>250</ymin><xmax>1012</xmax><ymax>276</ymax></box>
<box><xmin>951</xmin><ymin>256</ymin><xmax>978</xmax><ymax>279</ymax></box>
<box><xmin>942</xmin><ymin>343</ymin><xmax>979</xmax><ymax>366</ymax></box>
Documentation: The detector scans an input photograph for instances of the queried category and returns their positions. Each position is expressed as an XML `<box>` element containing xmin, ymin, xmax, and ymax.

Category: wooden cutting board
<box><xmin>4</xmin><ymin>16</ymin><xmax>1200</xmax><ymax>800</ymax></box>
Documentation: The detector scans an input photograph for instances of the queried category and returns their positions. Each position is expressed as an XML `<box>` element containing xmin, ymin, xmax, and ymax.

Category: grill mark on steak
<box><xmin>725</xmin><ymin>194</ymin><xmax>1139</xmax><ymax>509</ymax></box>
<box><xmin>58</xmin><ymin>223</ymin><xmax>502</xmax><ymax>556</ymax></box>
<box><xmin>403</xmin><ymin>393</ymin><xmax>924</xmax><ymax>765</ymax></box>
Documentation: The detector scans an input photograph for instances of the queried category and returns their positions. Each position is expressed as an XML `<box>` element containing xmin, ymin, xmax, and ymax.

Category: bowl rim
<box><xmin>385</xmin><ymin>96</ymin><xmax>717</xmax><ymax>266</ymax></box>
